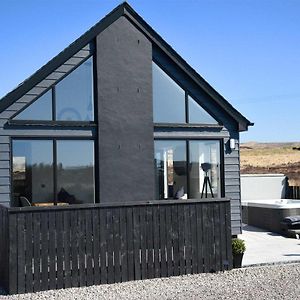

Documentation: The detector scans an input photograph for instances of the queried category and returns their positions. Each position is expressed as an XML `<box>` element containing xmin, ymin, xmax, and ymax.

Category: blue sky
<box><xmin>1</xmin><ymin>0</ymin><xmax>299</xmax><ymax>142</ymax></box>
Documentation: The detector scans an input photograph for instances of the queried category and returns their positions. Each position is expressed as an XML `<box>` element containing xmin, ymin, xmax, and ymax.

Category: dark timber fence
<box><xmin>0</xmin><ymin>199</ymin><xmax>232</xmax><ymax>294</ymax></box>
<box><xmin>287</xmin><ymin>186</ymin><xmax>300</xmax><ymax>199</ymax></box>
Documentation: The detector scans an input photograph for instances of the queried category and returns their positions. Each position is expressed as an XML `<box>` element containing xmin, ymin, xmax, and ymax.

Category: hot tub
<box><xmin>242</xmin><ymin>199</ymin><xmax>300</xmax><ymax>233</ymax></box>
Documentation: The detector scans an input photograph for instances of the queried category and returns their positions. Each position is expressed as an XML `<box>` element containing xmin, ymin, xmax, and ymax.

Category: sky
<box><xmin>0</xmin><ymin>0</ymin><xmax>299</xmax><ymax>142</ymax></box>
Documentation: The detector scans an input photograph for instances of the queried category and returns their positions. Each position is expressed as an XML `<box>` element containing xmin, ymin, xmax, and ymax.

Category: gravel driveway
<box><xmin>1</xmin><ymin>263</ymin><xmax>300</xmax><ymax>300</ymax></box>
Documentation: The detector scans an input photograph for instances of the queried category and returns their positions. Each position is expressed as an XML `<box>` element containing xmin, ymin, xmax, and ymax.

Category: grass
<box><xmin>240</xmin><ymin>142</ymin><xmax>300</xmax><ymax>186</ymax></box>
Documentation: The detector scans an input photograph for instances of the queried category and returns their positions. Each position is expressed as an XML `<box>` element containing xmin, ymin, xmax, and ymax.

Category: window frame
<box><xmin>9</xmin><ymin>55</ymin><xmax>96</xmax><ymax>126</ymax></box>
<box><xmin>152</xmin><ymin>60</ymin><xmax>222</xmax><ymax>127</ymax></box>
<box><xmin>154</xmin><ymin>137</ymin><xmax>225</xmax><ymax>200</ymax></box>
<box><xmin>10</xmin><ymin>136</ymin><xmax>97</xmax><ymax>206</ymax></box>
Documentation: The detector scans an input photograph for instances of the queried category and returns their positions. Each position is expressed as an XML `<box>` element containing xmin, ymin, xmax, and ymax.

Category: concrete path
<box><xmin>241</xmin><ymin>224</ymin><xmax>300</xmax><ymax>266</ymax></box>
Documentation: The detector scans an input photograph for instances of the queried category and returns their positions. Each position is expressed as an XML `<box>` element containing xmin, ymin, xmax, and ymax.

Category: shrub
<box><xmin>232</xmin><ymin>238</ymin><xmax>246</xmax><ymax>255</ymax></box>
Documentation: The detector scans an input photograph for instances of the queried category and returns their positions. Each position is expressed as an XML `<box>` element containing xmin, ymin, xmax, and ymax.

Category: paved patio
<box><xmin>241</xmin><ymin>224</ymin><xmax>300</xmax><ymax>266</ymax></box>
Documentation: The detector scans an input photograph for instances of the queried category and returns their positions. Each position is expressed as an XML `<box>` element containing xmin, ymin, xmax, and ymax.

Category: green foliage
<box><xmin>232</xmin><ymin>238</ymin><xmax>246</xmax><ymax>255</ymax></box>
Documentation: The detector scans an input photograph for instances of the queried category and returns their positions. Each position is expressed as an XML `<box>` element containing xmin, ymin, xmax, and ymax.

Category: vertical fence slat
<box><xmin>126</xmin><ymin>207</ymin><xmax>134</xmax><ymax>281</ymax></box>
<box><xmin>99</xmin><ymin>209</ymin><xmax>107</xmax><ymax>284</ymax></box>
<box><xmin>152</xmin><ymin>205</ymin><xmax>160</xmax><ymax>278</ymax></box>
<box><xmin>208</xmin><ymin>205</ymin><xmax>215</xmax><ymax>272</ymax></box>
<box><xmin>106</xmin><ymin>209</ymin><xmax>114</xmax><ymax>284</ymax></box>
<box><xmin>48</xmin><ymin>211</ymin><xmax>56</xmax><ymax>290</ymax></box>
<box><xmin>140</xmin><ymin>207</ymin><xmax>147</xmax><ymax>280</ymax></box>
<box><xmin>219</xmin><ymin>203</ymin><xmax>227</xmax><ymax>270</ymax></box>
<box><xmin>63</xmin><ymin>210</ymin><xmax>71</xmax><ymax>288</ymax></box>
<box><xmin>184</xmin><ymin>205</ymin><xmax>192</xmax><ymax>275</ymax></box>
<box><xmin>119</xmin><ymin>208</ymin><xmax>128</xmax><ymax>282</ymax></box>
<box><xmin>56</xmin><ymin>211</ymin><xmax>64</xmax><ymax>289</ymax></box>
<box><xmin>165</xmin><ymin>206</ymin><xmax>173</xmax><ymax>277</ymax></box>
<box><xmin>17</xmin><ymin>213</ymin><xmax>25</xmax><ymax>294</ymax></box>
<box><xmin>214</xmin><ymin>203</ymin><xmax>221</xmax><ymax>272</ymax></box>
<box><xmin>25</xmin><ymin>213</ymin><xmax>33</xmax><ymax>292</ymax></box>
<box><xmin>85</xmin><ymin>210</ymin><xmax>94</xmax><ymax>287</ymax></box>
<box><xmin>32</xmin><ymin>212</ymin><xmax>41</xmax><ymax>292</ymax></box>
<box><xmin>190</xmin><ymin>204</ymin><xmax>198</xmax><ymax>274</ymax></box>
<box><xmin>159</xmin><ymin>205</ymin><xmax>167</xmax><ymax>278</ymax></box>
<box><xmin>9</xmin><ymin>213</ymin><xmax>18</xmax><ymax>294</ymax></box>
<box><xmin>171</xmin><ymin>205</ymin><xmax>179</xmax><ymax>276</ymax></box>
<box><xmin>196</xmin><ymin>205</ymin><xmax>204</xmax><ymax>273</ymax></box>
<box><xmin>92</xmin><ymin>208</ymin><xmax>100</xmax><ymax>285</ymax></box>
<box><xmin>225</xmin><ymin>202</ymin><xmax>233</xmax><ymax>269</ymax></box>
<box><xmin>71</xmin><ymin>210</ymin><xmax>79</xmax><ymax>287</ymax></box>
<box><xmin>40</xmin><ymin>212</ymin><xmax>49</xmax><ymax>291</ymax></box>
<box><xmin>202</xmin><ymin>205</ymin><xmax>209</xmax><ymax>273</ymax></box>
<box><xmin>288</xmin><ymin>186</ymin><xmax>300</xmax><ymax>199</ymax></box>
<box><xmin>146</xmin><ymin>206</ymin><xmax>154</xmax><ymax>279</ymax></box>
<box><xmin>112</xmin><ymin>208</ymin><xmax>121</xmax><ymax>283</ymax></box>
<box><xmin>133</xmin><ymin>207</ymin><xmax>141</xmax><ymax>280</ymax></box>
<box><xmin>78</xmin><ymin>211</ymin><xmax>86</xmax><ymax>287</ymax></box>
<box><xmin>178</xmin><ymin>204</ymin><xmax>185</xmax><ymax>275</ymax></box>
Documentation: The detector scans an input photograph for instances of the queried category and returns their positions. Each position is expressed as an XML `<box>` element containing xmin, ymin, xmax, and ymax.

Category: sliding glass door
<box><xmin>154</xmin><ymin>140</ymin><xmax>188</xmax><ymax>200</ymax></box>
<box><xmin>12</xmin><ymin>139</ymin><xmax>95</xmax><ymax>206</ymax></box>
<box><xmin>57</xmin><ymin>140</ymin><xmax>95</xmax><ymax>204</ymax></box>
<box><xmin>12</xmin><ymin>140</ymin><xmax>54</xmax><ymax>204</ymax></box>
<box><xmin>189</xmin><ymin>140</ymin><xmax>220</xmax><ymax>199</ymax></box>
<box><xmin>154</xmin><ymin>139</ymin><xmax>221</xmax><ymax>200</ymax></box>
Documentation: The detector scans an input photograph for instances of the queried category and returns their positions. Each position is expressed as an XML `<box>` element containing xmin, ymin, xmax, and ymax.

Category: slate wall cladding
<box><xmin>96</xmin><ymin>16</ymin><xmax>155</xmax><ymax>203</ymax></box>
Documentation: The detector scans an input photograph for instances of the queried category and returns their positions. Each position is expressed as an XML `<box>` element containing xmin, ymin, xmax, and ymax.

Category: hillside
<box><xmin>240</xmin><ymin>142</ymin><xmax>300</xmax><ymax>186</ymax></box>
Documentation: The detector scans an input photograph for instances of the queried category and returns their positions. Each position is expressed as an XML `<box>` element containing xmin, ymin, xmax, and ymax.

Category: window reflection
<box><xmin>189</xmin><ymin>140</ymin><xmax>220</xmax><ymax>198</ymax></box>
<box><xmin>56</xmin><ymin>57</ymin><xmax>94</xmax><ymax>121</ymax></box>
<box><xmin>57</xmin><ymin>140</ymin><xmax>95</xmax><ymax>204</ymax></box>
<box><xmin>154</xmin><ymin>140</ymin><xmax>187</xmax><ymax>200</ymax></box>
<box><xmin>188</xmin><ymin>95</ymin><xmax>218</xmax><ymax>124</ymax></box>
<box><xmin>152</xmin><ymin>62</ymin><xmax>186</xmax><ymax>123</ymax></box>
<box><xmin>14</xmin><ymin>90</ymin><xmax>52</xmax><ymax>120</ymax></box>
<box><xmin>154</xmin><ymin>140</ymin><xmax>221</xmax><ymax>200</ymax></box>
<box><xmin>12</xmin><ymin>139</ymin><xmax>95</xmax><ymax>206</ymax></box>
<box><xmin>12</xmin><ymin>140</ymin><xmax>54</xmax><ymax>205</ymax></box>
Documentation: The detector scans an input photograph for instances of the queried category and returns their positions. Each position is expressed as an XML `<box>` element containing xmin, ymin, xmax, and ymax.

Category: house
<box><xmin>0</xmin><ymin>2</ymin><xmax>252</xmax><ymax>294</ymax></box>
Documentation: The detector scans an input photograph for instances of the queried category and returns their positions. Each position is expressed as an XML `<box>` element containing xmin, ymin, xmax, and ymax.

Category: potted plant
<box><xmin>232</xmin><ymin>238</ymin><xmax>246</xmax><ymax>268</ymax></box>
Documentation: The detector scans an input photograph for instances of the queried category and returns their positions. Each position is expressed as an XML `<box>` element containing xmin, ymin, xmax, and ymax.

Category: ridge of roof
<box><xmin>0</xmin><ymin>1</ymin><xmax>253</xmax><ymax>131</ymax></box>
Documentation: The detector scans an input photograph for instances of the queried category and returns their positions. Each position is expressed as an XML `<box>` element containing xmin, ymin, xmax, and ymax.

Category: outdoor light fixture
<box><xmin>230</xmin><ymin>138</ymin><xmax>236</xmax><ymax>150</ymax></box>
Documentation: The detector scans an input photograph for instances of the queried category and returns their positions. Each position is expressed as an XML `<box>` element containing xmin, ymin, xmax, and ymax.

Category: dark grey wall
<box><xmin>96</xmin><ymin>17</ymin><xmax>155</xmax><ymax>203</ymax></box>
<box><xmin>153</xmin><ymin>46</ymin><xmax>242</xmax><ymax>235</ymax></box>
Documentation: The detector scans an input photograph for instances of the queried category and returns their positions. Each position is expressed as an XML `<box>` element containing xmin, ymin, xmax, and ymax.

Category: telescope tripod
<box><xmin>201</xmin><ymin>171</ymin><xmax>214</xmax><ymax>198</ymax></box>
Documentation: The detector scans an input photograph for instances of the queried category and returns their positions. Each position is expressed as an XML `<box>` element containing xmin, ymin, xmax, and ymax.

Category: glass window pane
<box><xmin>57</xmin><ymin>140</ymin><xmax>95</xmax><ymax>204</ymax></box>
<box><xmin>188</xmin><ymin>96</ymin><xmax>218</xmax><ymax>124</ymax></box>
<box><xmin>189</xmin><ymin>140</ymin><xmax>220</xmax><ymax>198</ymax></box>
<box><xmin>14</xmin><ymin>90</ymin><xmax>52</xmax><ymax>120</ymax></box>
<box><xmin>154</xmin><ymin>140</ymin><xmax>187</xmax><ymax>200</ymax></box>
<box><xmin>56</xmin><ymin>57</ymin><xmax>94</xmax><ymax>121</ymax></box>
<box><xmin>153</xmin><ymin>62</ymin><xmax>186</xmax><ymax>123</ymax></box>
<box><xmin>12</xmin><ymin>140</ymin><xmax>54</xmax><ymax>205</ymax></box>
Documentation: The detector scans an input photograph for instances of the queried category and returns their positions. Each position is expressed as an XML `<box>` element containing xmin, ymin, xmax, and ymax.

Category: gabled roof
<box><xmin>0</xmin><ymin>2</ymin><xmax>253</xmax><ymax>131</ymax></box>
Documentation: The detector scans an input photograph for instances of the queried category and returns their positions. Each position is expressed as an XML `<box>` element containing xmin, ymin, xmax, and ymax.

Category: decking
<box><xmin>0</xmin><ymin>198</ymin><xmax>232</xmax><ymax>294</ymax></box>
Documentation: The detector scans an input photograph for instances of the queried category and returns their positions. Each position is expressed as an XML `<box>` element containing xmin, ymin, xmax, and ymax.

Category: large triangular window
<box><xmin>14</xmin><ymin>90</ymin><xmax>52</xmax><ymax>120</ymax></box>
<box><xmin>13</xmin><ymin>57</ymin><xmax>94</xmax><ymax>122</ymax></box>
<box><xmin>152</xmin><ymin>61</ymin><xmax>219</xmax><ymax>125</ymax></box>
<box><xmin>188</xmin><ymin>95</ymin><xmax>218</xmax><ymax>124</ymax></box>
